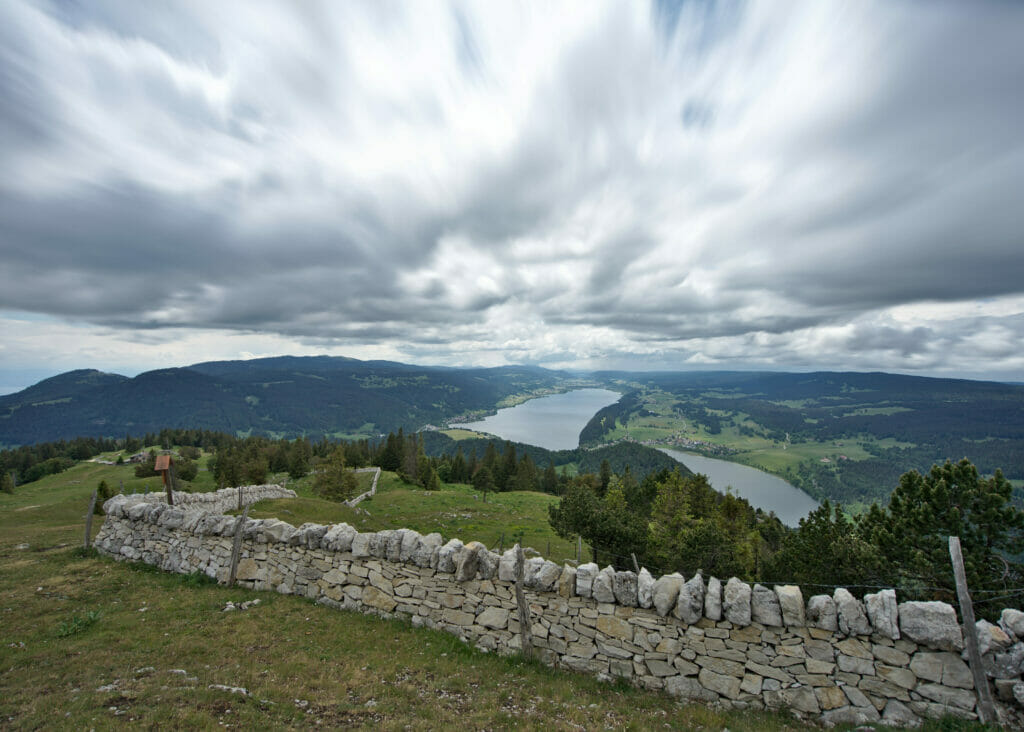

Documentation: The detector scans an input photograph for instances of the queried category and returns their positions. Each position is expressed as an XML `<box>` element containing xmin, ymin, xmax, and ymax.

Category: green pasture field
<box><xmin>0</xmin><ymin>456</ymin><xmax>982</xmax><ymax>729</ymax></box>
<box><xmin>598</xmin><ymin>389</ymin><xmax>918</xmax><ymax>480</ymax></box>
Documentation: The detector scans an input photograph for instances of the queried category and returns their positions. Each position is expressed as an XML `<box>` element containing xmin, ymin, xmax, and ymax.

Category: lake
<box><xmin>455</xmin><ymin>388</ymin><xmax>621</xmax><ymax>450</ymax></box>
<box><xmin>660</xmin><ymin>448</ymin><xmax>819</xmax><ymax>526</ymax></box>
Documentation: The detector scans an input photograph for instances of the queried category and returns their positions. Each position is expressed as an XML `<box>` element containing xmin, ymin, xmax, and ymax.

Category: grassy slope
<box><xmin>0</xmin><ymin>459</ymin><xmax>974</xmax><ymax>730</ymax></box>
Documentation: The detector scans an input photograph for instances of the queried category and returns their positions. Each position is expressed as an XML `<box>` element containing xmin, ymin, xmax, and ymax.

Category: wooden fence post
<box><xmin>948</xmin><ymin>536</ymin><xmax>996</xmax><ymax>724</ymax></box>
<box><xmin>577</xmin><ymin>535</ymin><xmax>581</xmax><ymax>562</ymax></box>
<box><xmin>83</xmin><ymin>489</ymin><xmax>98</xmax><ymax>549</ymax></box>
<box><xmin>631</xmin><ymin>553</ymin><xmax>641</xmax><ymax>574</ymax></box>
<box><xmin>226</xmin><ymin>504</ymin><xmax>252</xmax><ymax>587</ymax></box>
<box><xmin>514</xmin><ymin>544</ymin><xmax>534</xmax><ymax>660</ymax></box>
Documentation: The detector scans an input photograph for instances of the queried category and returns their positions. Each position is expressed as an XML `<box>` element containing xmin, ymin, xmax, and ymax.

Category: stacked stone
<box><xmin>105</xmin><ymin>484</ymin><xmax>296</xmax><ymax>516</ymax></box>
<box><xmin>979</xmin><ymin>611</ymin><xmax>1024</xmax><ymax>710</ymax></box>
<box><xmin>94</xmin><ymin>505</ymin><xmax>1024</xmax><ymax>727</ymax></box>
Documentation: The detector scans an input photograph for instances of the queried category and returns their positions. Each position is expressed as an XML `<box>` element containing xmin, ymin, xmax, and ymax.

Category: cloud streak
<box><xmin>1</xmin><ymin>0</ymin><xmax>1023</xmax><ymax>389</ymax></box>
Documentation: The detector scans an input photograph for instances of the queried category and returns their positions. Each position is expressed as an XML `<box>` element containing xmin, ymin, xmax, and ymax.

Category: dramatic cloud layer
<box><xmin>2</xmin><ymin>0</ymin><xmax>1023</xmax><ymax>389</ymax></box>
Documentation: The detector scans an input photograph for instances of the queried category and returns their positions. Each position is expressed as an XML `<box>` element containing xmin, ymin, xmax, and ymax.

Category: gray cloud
<box><xmin>1</xmin><ymin>0</ymin><xmax>1023</xmax><ymax>386</ymax></box>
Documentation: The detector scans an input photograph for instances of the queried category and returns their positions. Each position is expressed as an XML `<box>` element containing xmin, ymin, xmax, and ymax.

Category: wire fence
<box><xmin>502</xmin><ymin>535</ymin><xmax>1024</xmax><ymax>617</ymax></box>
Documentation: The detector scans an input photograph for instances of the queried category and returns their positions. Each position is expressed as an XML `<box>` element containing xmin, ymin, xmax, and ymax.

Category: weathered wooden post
<box><xmin>83</xmin><ymin>489</ymin><xmax>98</xmax><ymax>549</ymax></box>
<box><xmin>513</xmin><ymin>543</ymin><xmax>534</xmax><ymax>660</ymax></box>
<box><xmin>948</xmin><ymin>536</ymin><xmax>996</xmax><ymax>724</ymax></box>
<box><xmin>577</xmin><ymin>535</ymin><xmax>582</xmax><ymax>562</ymax></box>
<box><xmin>226</xmin><ymin>504</ymin><xmax>252</xmax><ymax>587</ymax></box>
<box><xmin>631</xmin><ymin>553</ymin><xmax>641</xmax><ymax>574</ymax></box>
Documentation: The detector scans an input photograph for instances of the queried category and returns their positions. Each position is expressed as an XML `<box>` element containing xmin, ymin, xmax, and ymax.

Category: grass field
<box><xmin>598</xmin><ymin>389</ymin><xmax>918</xmax><ymax>481</ymax></box>
<box><xmin>0</xmin><ymin>458</ymin><xmax>986</xmax><ymax>730</ymax></box>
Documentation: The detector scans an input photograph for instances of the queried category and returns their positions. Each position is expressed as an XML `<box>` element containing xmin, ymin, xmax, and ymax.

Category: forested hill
<box><xmin>0</xmin><ymin>357</ymin><xmax>573</xmax><ymax>446</ymax></box>
<box><xmin>419</xmin><ymin>431</ymin><xmax>691</xmax><ymax>481</ymax></box>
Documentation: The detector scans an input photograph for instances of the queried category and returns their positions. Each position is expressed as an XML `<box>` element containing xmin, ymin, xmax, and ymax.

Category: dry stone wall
<box><xmin>114</xmin><ymin>484</ymin><xmax>297</xmax><ymax>515</ymax></box>
<box><xmin>94</xmin><ymin>492</ymin><xmax>1024</xmax><ymax>727</ymax></box>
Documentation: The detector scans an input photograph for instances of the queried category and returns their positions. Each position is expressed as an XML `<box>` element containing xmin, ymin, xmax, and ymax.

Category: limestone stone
<box><xmin>612</xmin><ymin>571</ymin><xmax>638</xmax><ymax>607</ymax></box>
<box><xmin>723</xmin><ymin>578</ymin><xmax>751</xmax><ymax>626</ymax></box>
<box><xmin>436</xmin><ymin>539</ymin><xmax>464</xmax><ymax>574</ymax></box>
<box><xmin>872</xmin><ymin>643</ymin><xmax>910</xmax><ymax>667</ymax></box>
<box><xmin>455</xmin><ymin>543</ymin><xmax>482</xmax><ymax>582</ymax></box>
<box><xmin>1000</xmin><ymin>608</ymin><xmax>1024</xmax><ymax>639</ymax></box>
<box><xmin>751</xmin><ymin>584</ymin><xmax>782</xmax><ymax>627</ymax></box>
<box><xmin>235</xmin><ymin>558</ymin><xmax>261</xmax><ymax>581</ymax></box>
<box><xmin>698</xmin><ymin>668</ymin><xmax>741</xmax><ymax>699</ymax></box>
<box><xmin>652</xmin><ymin>573</ymin><xmax>684</xmax><ymax>617</ymax></box>
<box><xmin>835</xmin><ymin>637</ymin><xmax>872</xmax><ymax>660</ymax></box>
<box><xmin>385</xmin><ymin>529</ymin><xmax>405</xmax><ymax>562</ymax></box>
<box><xmin>523</xmin><ymin>556</ymin><xmax>545</xmax><ymax>587</ymax></box>
<box><xmin>558</xmin><ymin>565</ymin><xmax>577</xmax><ymax>598</ymax></box>
<box><xmin>320</xmin><ymin>567</ymin><xmax>346</xmax><ymax>586</ymax></box>
<box><xmin>592</xmin><ymin>566</ymin><xmax>617</xmax><ymax>604</ymax></box>
<box><xmin>675</xmin><ymin>573</ymin><xmax>705</xmax><ymax>625</ymax></box>
<box><xmin>498</xmin><ymin>548</ymin><xmax>519</xmax><ymax>582</ymax></box>
<box><xmin>361</xmin><ymin>585</ymin><xmax>397</xmax><ymax>613</ymax></box>
<box><xmin>973</xmin><ymin>618</ymin><xmax>1012</xmax><ymax>656</ymax></box>
<box><xmin>575</xmin><ymin>562</ymin><xmax>598</xmax><ymax>597</ymax></box>
<box><xmin>881</xmin><ymin>699</ymin><xmax>921</xmax><ymax>728</ymax></box>
<box><xmin>745</xmin><ymin>661</ymin><xmax>794</xmax><ymax>685</ymax></box>
<box><xmin>740</xmin><ymin>674</ymin><xmax>763</xmax><ymax>696</ymax></box>
<box><xmin>815</xmin><ymin>686</ymin><xmax>847</xmax><ymax>711</ymax></box>
<box><xmin>876</xmin><ymin>664</ymin><xmax>916</xmax><ymax>690</ymax></box>
<box><xmin>645</xmin><ymin>659</ymin><xmax>676</xmax><ymax>677</ymax></box>
<box><xmin>399</xmin><ymin>529</ymin><xmax>422</xmax><ymax>562</ymax></box>
<box><xmin>477</xmin><ymin>607</ymin><xmax>509</xmax><ymax>630</ymax></box>
<box><xmin>697</xmin><ymin>655</ymin><xmax>745</xmax><ymax>678</ymax></box>
<box><xmin>806</xmin><ymin>658</ymin><xmax>835</xmax><ymax>675</ymax></box>
<box><xmin>821</xmin><ymin>705</ymin><xmax>880</xmax><ymax>726</ymax></box>
<box><xmin>837</xmin><ymin>654</ymin><xmax>874</xmax><ymax>675</ymax></box>
<box><xmin>898</xmin><ymin>601</ymin><xmax>963</xmax><ymax>651</ymax></box>
<box><xmin>442</xmin><ymin>607</ymin><xmax>475</xmax><ymax>627</ymax></box>
<box><xmin>350</xmin><ymin>531</ymin><xmax>374</xmax><ymax>558</ymax></box>
<box><xmin>664</xmin><ymin>675</ymin><xmax>718</xmax><ymax>702</ymax></box>
<box><xmin>863</xmin><ymin>589</ymin><xmax>899</xmax><ymax>640</ymax></box>
<box><xmin>705</xmin><ymin>576</ymin><xmax>722</xmax><ymax>621</ymax></box>
<box><xmin>368</xmin><ymin>530</ymin><xmax>389</xmax><ymax>558</ymax></box>
<box><xmin>595</xmin><ymin>615</ymin><xmax>632</xmax><ymax>641</ymax></box>
<box><xmin>774</xmin><ymin>585</ymin><xmax>804</xmax><ymax>627</ymax></box>
<box><xmin>915</xmin><ymin>682</ymin><xmax>978</xmax><ymax>710</ymax></box>
<box><xmin>637</xmin><ymin>568</ymin><xmax>654</xmax><ymax>609</ymax></box>
<box><xmin>910</xmin><ymin>652</ymin><xmax>945</xmax><ymax>683</ymax></box>
<box><xmin>984</xmin><ymin>641</ymin><xmax>1024</xmax><ymax>680</ymax></box>
<box><xmin>413</xmin><ymin>533</ymin><xmax>443</xmax><ymax>568</ymax></box>
<box><xmin>781</xmin><ymin>686</ymin><xmax>820</xmax><ymax>714</ymax></box>
<box><xmin>834</xmin><ymin>588</ymin><xmax>871</xmax><ymax>636</ymax></box>
<box><xmin>478</xmin><ymin>550</ymin><xmax>500</xmax><ymax>580</ymax></box>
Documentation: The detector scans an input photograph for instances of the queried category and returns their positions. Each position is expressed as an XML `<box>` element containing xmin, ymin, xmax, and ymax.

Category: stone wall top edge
<box><xmin>97</xmin><ymin>495</ymin><xmax>1004</xmax><ymax>651</ymax></box>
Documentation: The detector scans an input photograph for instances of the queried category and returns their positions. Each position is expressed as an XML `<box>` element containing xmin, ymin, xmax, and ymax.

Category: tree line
<box><xmin>548</xmin><ymin>456</ymin><xmax>1023</xmax><ymax>620</ymax></box>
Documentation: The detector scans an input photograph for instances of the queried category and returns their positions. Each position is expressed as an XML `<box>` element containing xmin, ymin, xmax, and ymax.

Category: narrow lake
<box><xmin>660</xmin><ymin>448</ymin><xmax>819</xmax><ymax>527</ymax></box>
<box><xmin>455</xmin><ymin>388</ymin><xmax>621</xmax><ymax>451</ymax></box>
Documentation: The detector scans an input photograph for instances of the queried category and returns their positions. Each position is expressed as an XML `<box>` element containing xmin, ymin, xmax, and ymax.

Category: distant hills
<box><xmin>3</xmin><ymin>359</ymin><xmax>1023</xmax><ymax>508</ymax></box>
<box><xmin>0</xmin><ymin>356</ymin><xmax>574</xmax><ymax>446</ymax></box>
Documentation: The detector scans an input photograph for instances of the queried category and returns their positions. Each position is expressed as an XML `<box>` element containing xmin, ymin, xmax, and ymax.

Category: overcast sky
<box><xmin>1</xmin><ymin>0</ymin><xmax>1023</xmax><ymax>393</ymax></box>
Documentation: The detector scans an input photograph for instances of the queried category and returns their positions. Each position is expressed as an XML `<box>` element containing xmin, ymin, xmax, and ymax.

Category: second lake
<box><xmin>660</xmin><ymin>448</ymin><xmax>819</xmax><ymax>527</ymax></box>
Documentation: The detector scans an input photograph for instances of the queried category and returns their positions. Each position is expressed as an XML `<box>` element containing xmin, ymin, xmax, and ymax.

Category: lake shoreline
<box><xmin>659</xmin><ymin>447</ymin><xmax>819</xmax><ymax>526</ymax></box>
